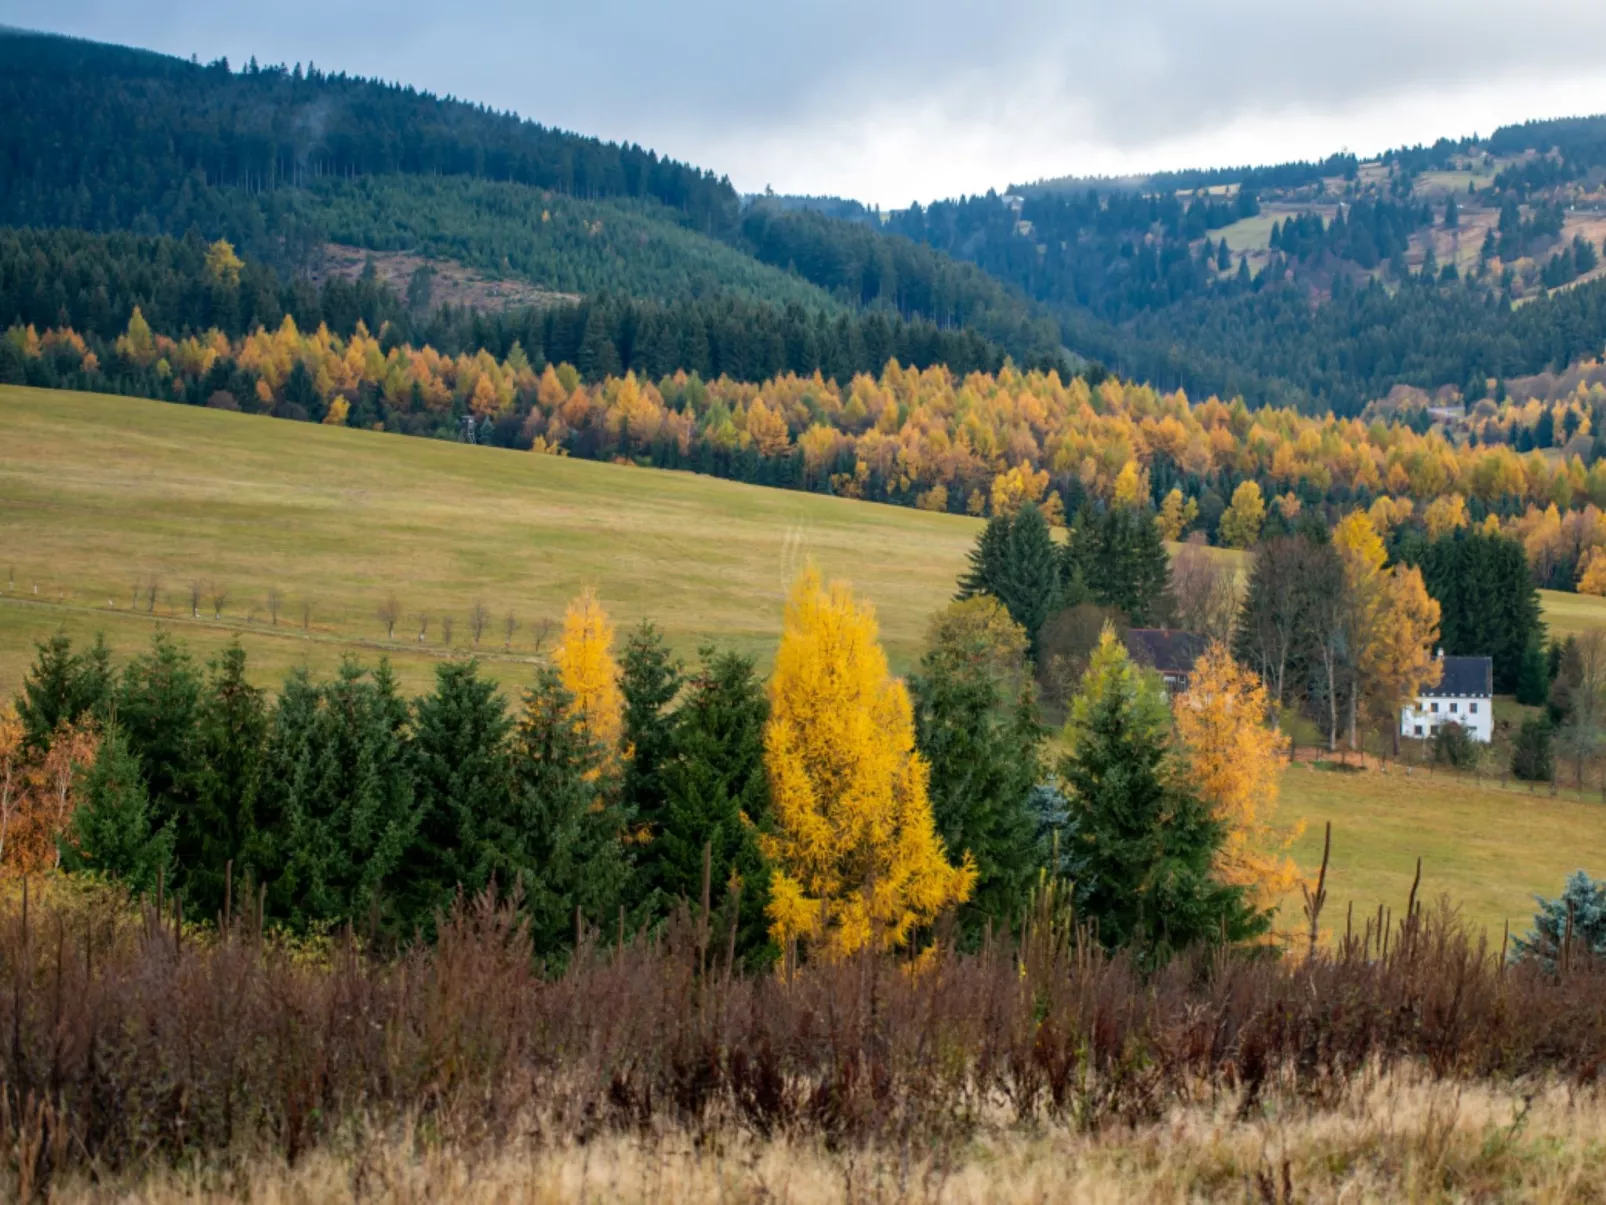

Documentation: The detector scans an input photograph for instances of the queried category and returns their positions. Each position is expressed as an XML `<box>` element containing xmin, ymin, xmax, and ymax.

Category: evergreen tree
<box><xmin>619</xmin><ymin>621</ymin><xmax>684</xmax><ymax>903</ymax></box>
<box><xmin>17</xmin><ymin>632</ymin><xmax>112</xmax><ymax>752</ymax></box>
<box><xmin>63</xmin><ymin>724</ymin><xmax>172</xmax><ymax>895</ymax></box>
<box><xmin>1074</xmin><ymin>505</ymin><xmax>1173</xmax><ymax>626</ymax></box>
<box><xmin>254</xmin><ymin>660</ymin><xmax>419</xmax><ymax>932</ymax></box>
<box><xmin>1515</xmin><ymin>640</ymin><xmax>1552</xmax><ymax>707</ymax></box>
<box><xmin>910</xmin><ymin>599</ymin><xmax>1044</xmax><ymax>941</ymax></box>
<box><xmin>955</xmin><ymin>503</ymin><xmax>1068</xmax><ymax>658</ymax></box>
<box><xmin>1057</xmin><ymin>628</ymin><xmax>1265</xmax><ymax>961</ymax></box>
<box><xmin>507</xmin><ymin>666</ymin><xmax>631</xmax><ymax>956</ymax></box>
<box><xmin>115</xmin><ymin>631</ymin><xmax>202</xmax><ymax>825</ymax></box>
<box><xmin>1511</xmin><ymin>716</ymin><xmax>1555</xmax><ymax>782</ymax></box>
<box><xmin>1403</xmin><ymin>530</ymin><xmax>1543</xmax><ymax>692</ymax></box>
<box><xmin>181</xmin><ymin>644</ymin><xmax>268</xmax><ymax>918</ymax></box>
<box><xmin>1513</xmin><ymin>870</ymin><xmax>1606</xmax><ymax>970</ymax></box>
<box><xmin>399</xmin><ymin>660</ymin><xmax>513</xmax><ymax>933</ymax></box>
<box><xmin>654</xmin><ymin>649</ymin><xmax>775</xmax><ymax>966</ymax></box>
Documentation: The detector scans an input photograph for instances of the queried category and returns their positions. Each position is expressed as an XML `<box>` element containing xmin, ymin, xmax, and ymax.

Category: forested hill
<box><xmin>0</xmin><ymin>29</ymin><xmax>1066</xmax><ymax>369</ymax></box>
<box><xmin>0</xmin><ymin>28</ymin><xmax>739</xmax><ymax>236</ymax></box>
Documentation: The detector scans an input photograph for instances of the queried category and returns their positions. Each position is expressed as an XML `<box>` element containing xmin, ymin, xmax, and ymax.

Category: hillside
<box><xmin>5</xmin><ymin>383</ymin><xmax>1606</xmax><ymax>938</ymax></box>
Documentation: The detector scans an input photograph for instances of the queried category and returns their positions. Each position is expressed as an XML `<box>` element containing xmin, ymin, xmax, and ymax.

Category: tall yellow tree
<box><xmin>1173</xmin><ymin>645</ymin><xmax>1301</xmax><ymax>912</ymax></box>
<box><xmin>1333</xmin><ymin>511</ymin><xmax>1388</xmax><ymax>749</ymax></box>
<box><xmin>1362</xmin><ymin>566</ymin><xmax>1442</xmax><ymax>755</ymax></box>
<box><xmin>1156</xmin><ymin>487</ymin><xmax>1198</xmax><ymax>541</ymax></box>
<box><xmin>1219</xmin><ymin>480</ymin><xmax>1267</xmax><ymax>548</ymax></box>
<box><xmin>552</xmin><ymin>588</ymin><xmax>624</xmax><ymax>762</ymax></box>
<box><xmin>762</xmin><ymin>566</ymin><xmax>974</xmax><ymax>960</ymax></box>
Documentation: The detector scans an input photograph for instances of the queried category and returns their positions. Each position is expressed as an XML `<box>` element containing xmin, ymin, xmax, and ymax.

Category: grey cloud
<box><xmin>8</xmin><ymin>0</ymin><xmax>1606</xmax><ymax>199</ymax></box>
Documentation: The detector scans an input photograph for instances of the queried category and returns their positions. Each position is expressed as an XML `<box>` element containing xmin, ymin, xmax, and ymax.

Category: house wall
<box><xmin>1399</xmin><ymin>695</ymin><xmax>1494</xmax><ymax>743</ymax></box>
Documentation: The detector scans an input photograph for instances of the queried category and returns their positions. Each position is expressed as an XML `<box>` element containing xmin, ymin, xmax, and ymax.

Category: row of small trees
<box><xmin>2</xmin><ymin>563</ymin><xmax>1295</xmax><ymax>965</ymax></box>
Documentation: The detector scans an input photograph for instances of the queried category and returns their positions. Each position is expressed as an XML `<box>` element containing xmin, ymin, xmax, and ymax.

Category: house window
<box><xmin>1414</xmin><ymin>724</ymin><xmax>1423</xmax><ymax>736</ymax></box>
<box><xmin>1430</xmin><ymin>702</ymin><xmax>1439</xmax><ymax>713</ymax></box>
<box><xmin>1470</xmin><ymin>702</ymin><xmax>1479</xmax><ymax>715</ymax></box>
<box><xmin>1450</xmin><ymin>702</ymin><xmax>1458</xmax><ymax>715</ymax></box>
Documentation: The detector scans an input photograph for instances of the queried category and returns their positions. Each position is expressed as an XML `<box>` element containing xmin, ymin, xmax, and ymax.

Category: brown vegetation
<box><xmin>2</xmin><ymin>878</ymin><xmax>1605</xmax><ymax>1199</ymax></box>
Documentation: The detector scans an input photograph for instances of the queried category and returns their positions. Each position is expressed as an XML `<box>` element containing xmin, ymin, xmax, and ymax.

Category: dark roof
<box><xmin>1123</xmin><ymin>629</ymin><xmax>1207</xmax><ymax>675</ymax></box>
<box><xmin>1420</xmin><ymin>655</ymin><xmax>1492</xmax><ymax>698</ymax></box>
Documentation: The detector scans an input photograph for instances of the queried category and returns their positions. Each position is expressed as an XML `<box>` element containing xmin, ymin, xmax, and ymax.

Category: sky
<box><xmin>10</xmin><ymin>1</ymin><xmax>1606</xmax><ymax>208</ymax></box>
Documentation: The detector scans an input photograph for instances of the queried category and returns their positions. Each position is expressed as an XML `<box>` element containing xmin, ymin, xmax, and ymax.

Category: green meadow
<box><xmin>6</xmin><ymin>383</ymin><xmax>1606</xmax><ymax>937</ymax></box>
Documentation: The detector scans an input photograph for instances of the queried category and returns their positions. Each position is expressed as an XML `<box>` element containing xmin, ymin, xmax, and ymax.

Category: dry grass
<box><xmin>41</xmin><ymin>1075</ymin><xmax>1606</xmax><ymax>1203</ymax></box>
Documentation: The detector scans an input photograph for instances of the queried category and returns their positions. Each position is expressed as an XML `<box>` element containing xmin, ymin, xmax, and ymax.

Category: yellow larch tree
<box><xmin>552</xmin><ymin>588</ymin><xmax>624</xmax><ymax>763</ymax></box>
<box><xmin>1422</xmin><ymin>493</ymin><xmax>1470</xmax><ymax>539</ymax></box>
<box><xmin>0</xmin><ymin>704</ymin><xmax>23</xmax><ymax>867</ymax></box>
<box><xmin>1218</xmin><ymin>480</ymin><xmax>1267</xmax><ymax>548</ymax></box>
<box><xmin>1156</xmin><ymin>487</ymin><xmax>1198</xmax><ymax>541</ymax></box>
<box><xmin>762</xmin><ymin>566</ymin><xmax>974</xmax><ymax>961</ymax></box>
<box><xmin>1111</xmin><ymin>460</ymin><xmax>1146</xmax><ymax>507</ymax></box>
<box><xmin>1579</xmin><ymin>548</ymin><xmax>1606</xmax><ymax>596</ymax></box>
<box><xmin>1173</xmin><ymin>645</ymin><xmax>1301</xmax><ymax>911</ymax></box>
<box><xmin>1362</xmin><ymin>565</ymin><xmax>1443</xmax><ymax>755</ymax></box>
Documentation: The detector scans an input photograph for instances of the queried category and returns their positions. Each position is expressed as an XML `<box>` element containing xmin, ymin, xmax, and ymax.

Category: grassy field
<box><xmin>1277</xmin><ymin>760</ymin><xmax>1606</xmax><ymax>941</ymax></box>
<box><xmin>0</xmin><ymin>386</ymin><xmax>985</xmax><ymax>694</ymax></box>
<box><xmin>6</xmin><ymin>385</ymin><xmax>1606</xmax><ymax>937</ymax></box>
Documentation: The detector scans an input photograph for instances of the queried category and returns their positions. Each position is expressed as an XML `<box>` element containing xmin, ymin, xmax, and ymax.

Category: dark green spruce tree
<box><xmin>1402</xmin><ymin>529</ymin><xmax>1543</xmax><ymax>692</ymax></box>
<box><xmin>910</xmin><ymin>599</ymin><xmax>1044</xmax><ymax>942</ymax></box>
<box><xmin>956</xmin><ymin>502</ymin><xmax>1071</xmax><ymax>658</ymax></box>
<box><xmin>398</xmin><ymin>660</ymin><xmax>514</xmax><ymax>933</ymax></box>
<box><xmin>115</xmin><ymin>631</ymin><xmax>203</xmax><ymax>831</ymax></box>
<box><xmin>1058</xmin><ymin>632</ymin><xmax>1265</xmax><ymax>961</ymax></box>
<box><xmin>62</xmin><ymin>724</ymin><xmax>173</xmax><ymax>896</ymax></box>
<box><xmin>181</xmin><ymin>643</ymin><xmax>269</xmax><ymax>919</ymax></box>
<box><xmin>253</xmin><ymin>660</ymin><xmax>419</xmax><ymax>933</ymax></box>
<box><xmin>653</xmin><ymin>648</ymin><xmax>775</xmax><ymax>967</ymax></box>
<box><xmin>1072</xmin><ymin>504</ymin><xmax>1173</xmax><ymax>627</ymax></box>
<box><xmin>618</xmin><ymin>621</ymin><xmax>684</xmax><ymax>914</ymax></box>
<box><xmin>16</xmin><ymin>632</ymin><xmax>113</xmax><ymax>752</ymax></box>
<box><xmin>507</xmin><ymin>666</ymin><xmax>632</xmax><ymax>956</ymax></box>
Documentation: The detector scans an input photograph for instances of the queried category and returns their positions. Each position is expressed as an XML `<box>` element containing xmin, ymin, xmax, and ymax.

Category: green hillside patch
<box><xmin>294</xmin><ymin>177</ymin><xmax>843</xmax><ymax>309</ymax></box>
<box><xmin>0</xmin><ymin>385</ymin><xmax>970</xmax><ymax>693</ymax></box>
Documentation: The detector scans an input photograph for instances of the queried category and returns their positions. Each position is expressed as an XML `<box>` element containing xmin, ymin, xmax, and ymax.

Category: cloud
<box><xmin>9</xmin><ymin>0</ymin><xmax>1606</xmax><ymax>205</ymax></box>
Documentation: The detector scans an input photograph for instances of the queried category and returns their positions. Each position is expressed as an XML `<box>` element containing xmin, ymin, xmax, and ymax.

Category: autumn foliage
<box><xmin>762</xmin><ymin>567</ymin><xmax>975</xmax><ymax>959</ymax></box>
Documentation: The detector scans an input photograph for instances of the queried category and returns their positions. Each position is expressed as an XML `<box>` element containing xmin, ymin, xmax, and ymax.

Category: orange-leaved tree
<box><xmin>1173</xmin><ymin>644</ymin><xmax>1302</xmax><ymax>913</ymax></box>
<box><xmin>762</xmin><ymin>566</ymin><xmax>974</xmax><ymax>961</ymax></box>
<box><xmin>552</xmin><ymin>588</ymin><xmax>624</xmax><ymax>766</ymax></box>
<box><xmin>6</xmin><ymin>720</ymin><xmax>99</xmax><ymax>874</ymax></box>
<box><xmin>0</xmin><ymin>704</ymin><xmax>24</xmax><ymax>867</ymax></box>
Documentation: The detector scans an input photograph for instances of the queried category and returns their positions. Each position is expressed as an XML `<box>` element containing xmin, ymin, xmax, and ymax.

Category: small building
<box><xmin>1122</xmin><ymin>628</ymin><xmax>1207</xmax><ymax>694</ymax></box>
<box><xmin>1399</xmin><ymin>653</ymin><xmax>1494</xmax><ymax>743</ymax></box>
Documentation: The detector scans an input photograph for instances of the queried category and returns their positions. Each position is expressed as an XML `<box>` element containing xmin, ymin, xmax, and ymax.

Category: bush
<box><xmin>1430</xmin><ymin>721</ymin><xmax>1478</xmax><ymax>770</ymax></box>
<box><xmin>1512</xmin><ymin>870</ymin><xmax>1606</xmax><ymax>969</ymax></box>
<box><xmin>1511</xmin><ymin>716</ymin><xmax>1554</xmax><ymax>782</ymax></box>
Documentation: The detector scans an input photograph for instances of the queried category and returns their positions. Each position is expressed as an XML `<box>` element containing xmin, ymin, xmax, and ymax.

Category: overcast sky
<box><xmin>11</xmin><ymin>1</ymin><xmax>1606</xmax><ymax>207</ymax></box>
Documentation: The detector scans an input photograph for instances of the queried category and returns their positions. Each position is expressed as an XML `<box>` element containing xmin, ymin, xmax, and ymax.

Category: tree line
<box><xmin>3</xmin><ymin>560</ymin><xmax>1297</xmax><ymax>968</ymax></box>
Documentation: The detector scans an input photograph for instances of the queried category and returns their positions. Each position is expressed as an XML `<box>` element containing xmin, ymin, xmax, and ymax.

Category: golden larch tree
<box><xmin>1362</xmin><ymin>565</ymin><xmax>1443</xmax><ymax>754</ymax></box>
<box><xmin>552</xmin><ymin>588</ymin><xmax>624</xmax><ymax>760</ymax></box>
<box><xmin>762</xmin><ymin>566</ymin><xmax>974</xmax><ymax>960</ymax></box>
<box><xmin>1219</xmin><ymin>480</ymin><xmax>1267</xmax><ymax>548</ymax></box>
<box><xmin>1173</xmin><ymin>645</ymin><xmax>1302</xmax><ymax>911</ymax></box>
<box><xmin>0</xmin><ymin>705</ymin><xmax>23</xmax><ymax>868</ymax></box>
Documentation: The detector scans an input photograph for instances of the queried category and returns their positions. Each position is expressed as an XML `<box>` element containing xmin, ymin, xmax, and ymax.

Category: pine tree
<box><xmin>1058</xmin><ymin>628</ymin><xmax>1265</xmax><ymax>961</ymax></box>
<box><xmin>1511</xmin><ymin>716</ymin><xmax>1554</xmax><ymax>782</ymax></box>
<box><xmin>1515</xmin><ymin>640</ymin><xmax>1551</xmax><ymax>707</ymax></box>
<box><xmin>181</xmin><ymin>643</ymin><xmax>268</xmax><ymax>917</ymax></box>
<box><xmin>955</xmin><ymin>502</ymin><xmax>1067</xmax><ymax>658</ymax></box>
<box><xmin>399</xmin><ymin>660</ymin><xmax>513</xmax><ymax>932</ymax></box>
<box><xmin>763</xmin><ymin>567</ymin><xmax>974</xmax><ymax>959</ymax></box>
<box><xmin>655</xmin><ymin>648</ymin><xmax>775</xmax><ymax>966</ymax></box>
<box><xmin>1075</xmin><ymin>505</ymin><xmax>1172</xmax><ymax>626</ymax></box>
<box><xmin>17</xmin><ymin>632</ymin><xmax>112</xmax><ymax>752</ymax></box>
<box><xmin>254</xmin><ymin>660</ymin><xmax>419</xmax><ymax>932</ymax></box>
<box><xmin>619</xmin><ymin>621</ymin><xmax>684</xmax><ymax>866</ymax></box>
<box><xmin>508</xmin><ymin>666</ymin><xmax>631</xmax><ymax>956</ymax></box>
<box><xmin>63</xmin><ymin>724</ymin><xmax>172</xmax><ymax>895</ymax></box>
<box><xmin>115</xmin><ymin>630</ymin><xmax>202</xmax><ymax>824</ymax></box>
<box><xmin>910</xmin><ymin>599</ymin><xmax>1044</xmax><ymax>940</ymax></box>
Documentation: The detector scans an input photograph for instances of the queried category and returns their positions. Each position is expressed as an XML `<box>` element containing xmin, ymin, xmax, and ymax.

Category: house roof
<box><xmin>1123</xmin><ymin>628</ymin><xmax>1207</xmax><ymax>675</ymax></box>
<box><xmin>1420</xmin><ymin>655</ymin><xmax>1493</xmax><ymax>698</ymax></box>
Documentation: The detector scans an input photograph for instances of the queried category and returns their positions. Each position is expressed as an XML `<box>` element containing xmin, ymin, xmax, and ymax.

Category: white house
<box><xmin>1399</xmin><ymin>652</ymin><xmax>1494</xmax><ymax>743</ymax></box>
